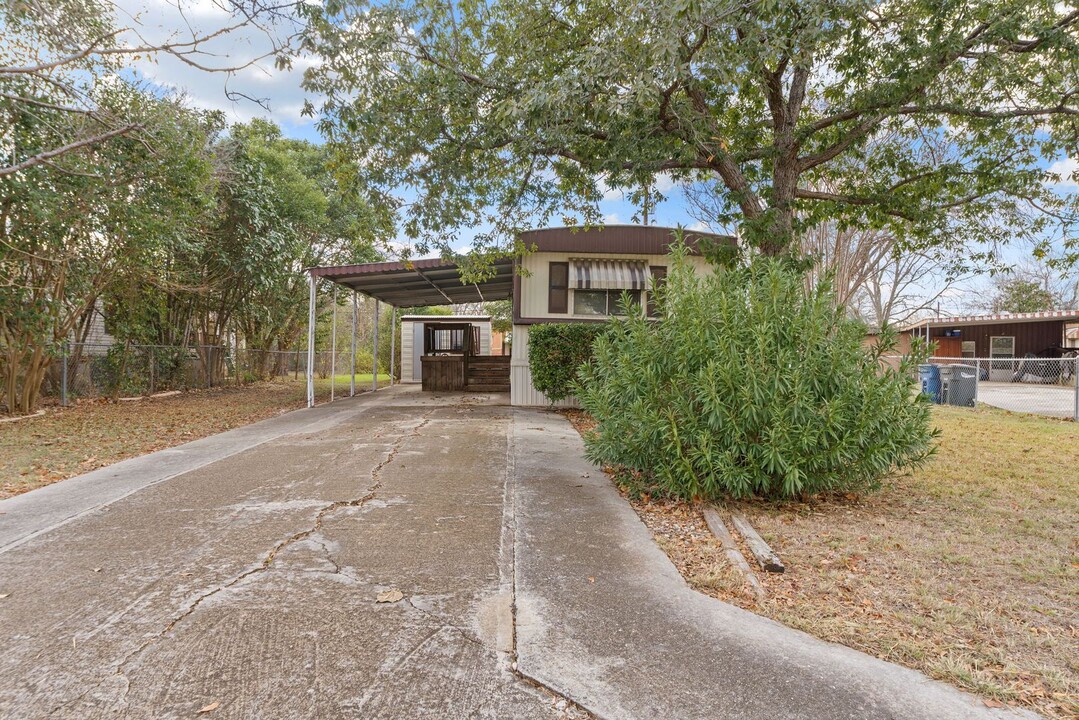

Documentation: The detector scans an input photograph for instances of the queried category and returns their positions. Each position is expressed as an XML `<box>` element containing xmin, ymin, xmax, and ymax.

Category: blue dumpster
<box><xmin>918</xmin><ymin>364</ymin><xmax>941</xmax><ymax>403</ymax></box>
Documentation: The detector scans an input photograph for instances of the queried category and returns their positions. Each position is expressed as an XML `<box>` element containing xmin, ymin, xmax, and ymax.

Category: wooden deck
<box><xmin>420</xmin><ymin>355</ymin><xmax>510</xmax><ymax>392</ymax></box>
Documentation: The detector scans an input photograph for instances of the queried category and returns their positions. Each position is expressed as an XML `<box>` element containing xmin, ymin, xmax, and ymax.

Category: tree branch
<box><xmin>0</xmin><ymin>124</ymin><xmax>140</xmax><ymax>177</ymax></box>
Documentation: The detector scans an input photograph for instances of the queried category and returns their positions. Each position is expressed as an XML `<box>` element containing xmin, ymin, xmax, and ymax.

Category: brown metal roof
<box><xmin>519</xmin><ymin>225</ymin><xmax>731</xmax><ymax>254</ymax></box>
<box><xmin>307</xmin><ymin>225</ymin><xmax>731</xmax><ymax>307</ymax></box>
<box><xmin>309</xmin><ymin>256</ymin><xmax>514</xmax><ymax>307</ymax></box>
<box><xmin>902</xmin><ymin>309</ymin><xmax>1079</xmax><ymax>330</ymax></box>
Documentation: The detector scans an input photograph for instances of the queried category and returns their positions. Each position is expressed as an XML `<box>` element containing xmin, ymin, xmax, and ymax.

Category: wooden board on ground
<box><xmin>731</xmin><ymin>513</ymin><xmax>785</xmax><ymax>573</ymax></box>
<box><xmin>701</xmin><ymin>506</ymin><xmax>765</xmax><ymax>600</ymax></box>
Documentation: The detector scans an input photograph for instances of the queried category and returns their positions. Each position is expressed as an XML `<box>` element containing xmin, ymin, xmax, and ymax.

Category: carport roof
<box><xmin>309</xmin><ymin>256</ymin><xmax>514</xmax><ymax>307</ymax></box>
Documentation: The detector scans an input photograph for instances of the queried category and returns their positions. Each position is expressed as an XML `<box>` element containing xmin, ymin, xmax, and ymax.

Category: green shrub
<box><xmin>574</xmin><ymin>245</ymin><xmax>936</xmax><ymax>501</ymax></box>
<box><xmin>528</xmin><ymin>323</ymin><xmax>608</xmax><ymax>401</ymax></box>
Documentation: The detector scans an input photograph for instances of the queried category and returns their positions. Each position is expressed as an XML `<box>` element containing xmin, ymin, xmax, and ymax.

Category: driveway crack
<box><xmin>112</xmin><ymin>408</ymin><xmax>437</xmax><ymax>683</ymax></box>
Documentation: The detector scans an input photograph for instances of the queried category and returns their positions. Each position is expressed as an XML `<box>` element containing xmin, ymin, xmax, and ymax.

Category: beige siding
<box><xmin>518</xmin><ymin>251</ymin><xmax>711</xmax><ymax>321</ymax></box>
<box><xmin>512</xmin><ymin>252</ymin><xmax>711</xmax><ymax>406</ymax></box>
<box><xmin>478</xmin><ymin>323</ymin><xmax>492</xmax><ymax>355</ymax></box>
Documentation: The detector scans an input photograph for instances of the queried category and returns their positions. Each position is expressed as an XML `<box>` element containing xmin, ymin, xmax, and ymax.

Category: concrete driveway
<box><xmin>0</xmin><ymin>388</ymin><xmax>566</xmax><ymax>719</ymax></box>
<box><xmin>0</xmin><ymin>386</ymin><xmax>1036</xmax><ymax>719</ymax></box>
<box><xmin>978</xmin><ymin>381</ymin><xmax>1077</xmax><ymax>418</ymax></box>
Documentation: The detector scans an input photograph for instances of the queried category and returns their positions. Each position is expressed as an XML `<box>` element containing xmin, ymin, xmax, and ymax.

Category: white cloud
<box><xmin>602</xmin><ymin>213</ymin><xmax>621</xmax><ymax>224</ymax></box>
<box><xmin>599</xmin><ymin>172</ymin><xmax>679</xmax><ymax>203</ymax></box>
<box><xmin>1047</xmin><ymin>156</ymin><xmax>1078</xmax><ymax>189</ymax></box>
<box><xmin>113</xmin><ymin>0</ymin><xmax>317</xmax><ymax>133</ymax></box>
<box><xmin>687</xmin><ymin>220</ymin><xmax>711</xmax><ymax>233</ymax></box>
<box><xmin>654</xmin><ymin>172</ymin><xmax>676</xmax><ymax>193</ymax></box>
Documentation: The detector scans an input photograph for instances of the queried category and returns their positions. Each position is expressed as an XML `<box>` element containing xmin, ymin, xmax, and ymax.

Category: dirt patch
<box><xmin>0</xmin><ymin>378</ymin><xmax>377</xmax><ymax>499</ymax></box>
<box><xmin>561</xmin><ymin>407</ymin><xmax>1079</xmax><ymax>720</ymax></box>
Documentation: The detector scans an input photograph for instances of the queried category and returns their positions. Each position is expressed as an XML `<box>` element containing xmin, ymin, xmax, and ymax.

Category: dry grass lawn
<box><xmin>0</xmin><ymin>377</ymin><xmax>384</xmax><ymax>499</ymax></box>
<box><xmin>564</xmin><ymin>406</ymin><xmax>1078</xmax><ymax>719</ymax></box>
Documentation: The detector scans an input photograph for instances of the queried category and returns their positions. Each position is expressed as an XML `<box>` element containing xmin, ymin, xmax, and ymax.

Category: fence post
<box><xmin>60</xmin><ymin>341</ymin><xmax>69</xmax><ymax>407</ymax></box>
<box><xmin>1074</xmin><ymin>356</ymin><xmax>1078</xmax><ymax>422</ymax></box>
<box><xmin>973</xmin><ymin>358</ymin><xmax>979</xmax><ymax>405</ymax></box>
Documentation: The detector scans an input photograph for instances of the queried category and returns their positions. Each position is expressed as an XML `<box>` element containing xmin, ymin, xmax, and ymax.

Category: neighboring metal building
<box><xmin>903</xmin><ymin>310</ymin><xmax>1079</xmax><ymax>358</ymax></box>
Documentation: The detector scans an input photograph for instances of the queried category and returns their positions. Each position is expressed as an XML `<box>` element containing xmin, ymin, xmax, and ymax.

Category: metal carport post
<box><xmin>306</xmin><ymin>274</ymin><xmax>396</xmax><ymax>408</ymax></box>
<box><xmin>372</xmin><ymin>299</ymin><xmax>380</xmax><ymax>392</ymax></box>
<box><xmin>350</xmin><ymin>290</ymin><xmax>358</xmax><ymax>397</ymax></box>
<box><xmin>306</xmin><ymin>272</ymin><xmax>316</xmax><ymax>408</ymax></box>
<box><xmin>389</xmin><ymin>307</ymin><xmax>396</xmax><ymax>386</ymax></box>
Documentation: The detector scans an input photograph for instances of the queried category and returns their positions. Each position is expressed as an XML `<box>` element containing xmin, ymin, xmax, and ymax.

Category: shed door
<box><xmin>413</xmin><ymin>323</ymin><xmax>424</xmax><ymax>381</ymax></box>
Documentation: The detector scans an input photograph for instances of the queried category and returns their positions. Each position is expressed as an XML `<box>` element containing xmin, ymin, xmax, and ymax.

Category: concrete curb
<box><xmin>511</xmin><ymin>408</ymin><xmax>1041</xmax><ymax>720</ymax></box>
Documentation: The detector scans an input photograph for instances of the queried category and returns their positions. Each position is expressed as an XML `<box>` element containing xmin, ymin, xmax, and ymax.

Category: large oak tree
<box><xmin>301</xmin><ymin>0</ymin><xmax>1079</xmax><ymax>260</ymax></box>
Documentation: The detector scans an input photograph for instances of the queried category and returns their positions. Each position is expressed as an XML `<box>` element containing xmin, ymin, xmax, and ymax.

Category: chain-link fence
<box><xmin>889</xmin><ymin>355</ymin><xmax>1079</xmax><ymax>420</ymax></box>
<box><xmin>34</xmin><ymin>342</ymin><xmax>390</xmax><ymax>407</ymax></box>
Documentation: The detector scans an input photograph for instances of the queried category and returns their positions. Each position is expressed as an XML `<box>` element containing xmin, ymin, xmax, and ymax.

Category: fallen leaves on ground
<box><xmin>376</xmin><ymin>589</ymin><xmax>404</xmax><ymax>603</ymax></box>
<box><xmin>561</xmin><ymin>406</ymin><xmax>1079</xmax><ymax>720</ymax></box>
<box><xmin>0</xmin><ymin>379</ymin><xmax>358</xmax><ymax>499</ymax></box>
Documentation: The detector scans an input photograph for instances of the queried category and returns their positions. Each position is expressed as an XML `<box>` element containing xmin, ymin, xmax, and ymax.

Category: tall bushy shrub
<box><xmin>528</xmin><ymin>323</ymin><xmax>607</xmax><ymax>401</ymax></box>
<box><xmin>574</xmin><ymin>246</ymin><xmax>935</xmax><ymax>500</ymax></box>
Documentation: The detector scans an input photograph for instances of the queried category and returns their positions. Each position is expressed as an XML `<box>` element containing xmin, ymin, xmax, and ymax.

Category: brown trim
<box><xmin>512</xmin><ymin>316</ymin><xmax>611</xmax><ymax>326</ymax></box>
<box><xmin>307</xmin><ymin>256</ymin><xmax>472</xmax><ymax>277</ymax></box>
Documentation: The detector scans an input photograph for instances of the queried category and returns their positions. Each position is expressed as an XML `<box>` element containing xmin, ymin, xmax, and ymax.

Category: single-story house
<box><xmin>507</xmin><ymin>226</ymin><xmax>721</xmax><ymax>405</ymax></box>
<box><xmin>307</xmin><ymin>225</ymin><xmax>730</xmax><ymax>406</ymax></box>
<box><xmin>899</xmin><ymin>310</ymin><xmax>1079</xmax><ymax>381</ymax></box>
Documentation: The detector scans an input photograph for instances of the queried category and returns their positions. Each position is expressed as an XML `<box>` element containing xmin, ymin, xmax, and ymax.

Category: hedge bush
<box><xmin>528</xmin><ymin>322</ymin><xmax>607</xmax><ymax>401</ymax></box>
<box><xmin>573</xmin><ymin>245</ymin><xmax>936</xmax><ymax>501</ymax></box>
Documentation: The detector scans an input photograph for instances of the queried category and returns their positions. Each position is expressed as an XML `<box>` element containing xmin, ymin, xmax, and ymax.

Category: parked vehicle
<box><xmin>1012</xmin><ymin>348</ymin><xmax>1076</xmax><ymax>384</ymax></box>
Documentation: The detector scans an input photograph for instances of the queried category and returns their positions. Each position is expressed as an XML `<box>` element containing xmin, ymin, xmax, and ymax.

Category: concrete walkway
<box><xmin>978</xmin><ymin>381</ymin><xmax>1077</xmax><ymax>419</ymax></box>
<box><xmin>0</xmin><ymin>388</ymin><xmax>1037</xmax><ymax>719</ymax></box>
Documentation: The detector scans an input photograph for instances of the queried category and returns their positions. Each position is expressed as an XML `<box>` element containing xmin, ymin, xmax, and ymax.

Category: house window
<box><xmin>548</xmin><ymin>262</ymin><xmax>568</xmax><ymax>313</ymax></box>
<box><xmin>573</xmin><ymin>289</ymin><xmax>641</xmax><ymax>316</ymax></box>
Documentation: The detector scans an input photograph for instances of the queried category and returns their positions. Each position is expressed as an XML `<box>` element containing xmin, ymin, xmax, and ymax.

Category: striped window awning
<box><xmin>570</xmin><ymin>259</ymin><xmax>650</xmax><ymax>290</ymax></box>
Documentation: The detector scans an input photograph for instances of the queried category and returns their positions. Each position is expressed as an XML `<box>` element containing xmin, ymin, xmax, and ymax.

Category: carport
<box><xmin>304</xmin><ymin>257</ymin><xmax>514</xmax><ymax>407</ymax></box>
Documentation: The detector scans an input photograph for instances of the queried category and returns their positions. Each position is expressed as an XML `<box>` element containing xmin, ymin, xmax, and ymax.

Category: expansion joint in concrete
<box><xmin>502</xmin><ymin>412</ymin><xmax>594</xmax><ymax>720</ymax></box>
